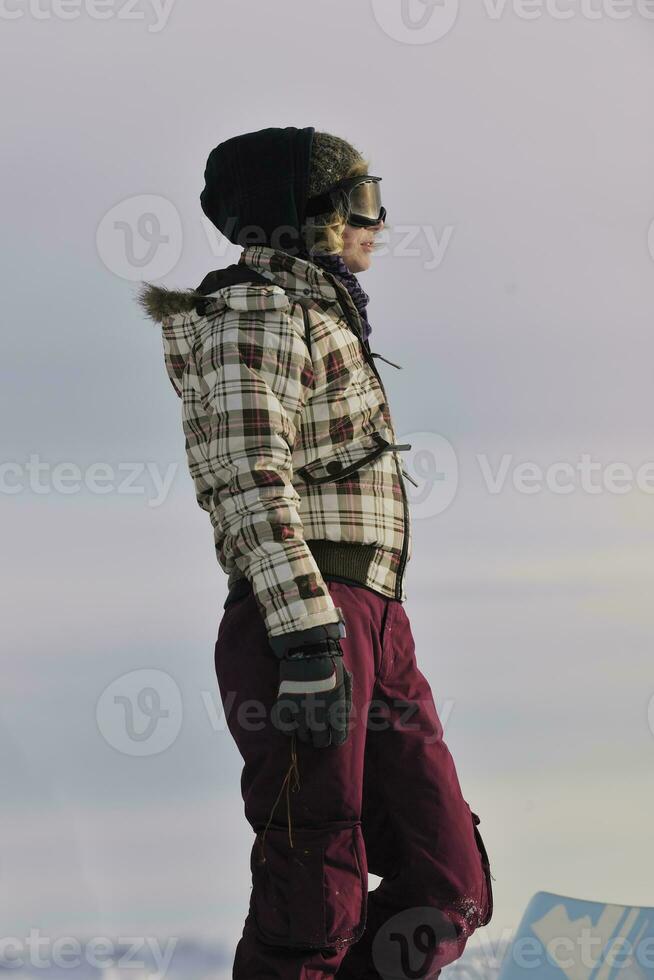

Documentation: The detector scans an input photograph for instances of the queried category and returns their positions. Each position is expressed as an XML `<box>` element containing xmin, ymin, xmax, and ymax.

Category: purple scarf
<box><xmin>304</xmin><ymin>251</ymin><xmax>372</xmax><ymax>341</ymax></box>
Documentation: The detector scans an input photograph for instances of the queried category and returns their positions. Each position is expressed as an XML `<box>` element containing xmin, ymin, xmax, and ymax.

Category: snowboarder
<box><xmin>138</xmin><ymin>126</ymin><xmax>493</xmax><ymax>979</ymax></box>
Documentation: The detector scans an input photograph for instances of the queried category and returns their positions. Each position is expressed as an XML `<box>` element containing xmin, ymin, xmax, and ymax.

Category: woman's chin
<box><xmin>352</xmin><ymin>252</ymin><xmax>372</xmax><ymax>273</ymax></box>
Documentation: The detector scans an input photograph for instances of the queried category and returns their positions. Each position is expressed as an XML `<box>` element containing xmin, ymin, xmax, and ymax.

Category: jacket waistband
<box><xmin>223</xmin><ymin>540</ymin><xmax>380</xmax><ymax>609</ymax></box>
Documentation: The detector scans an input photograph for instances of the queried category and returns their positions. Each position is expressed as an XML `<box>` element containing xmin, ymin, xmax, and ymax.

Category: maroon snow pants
<box><xmin>214</xmin><ymin>580</ymin><xmax>493</xmax><ymax>980</ymax></box>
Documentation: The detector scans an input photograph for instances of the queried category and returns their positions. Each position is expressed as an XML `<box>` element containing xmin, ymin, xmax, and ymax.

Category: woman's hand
<box><xmin>270</xmin><ymin>639</ymin><xmax>353</xmax><ymax>748</ymax></box>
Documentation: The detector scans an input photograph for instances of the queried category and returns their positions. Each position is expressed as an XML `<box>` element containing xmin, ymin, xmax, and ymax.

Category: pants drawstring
<box><xmin>258</xmin><ymin>734</ymin><xmax>301</xmax><ymax>861</ymax></box>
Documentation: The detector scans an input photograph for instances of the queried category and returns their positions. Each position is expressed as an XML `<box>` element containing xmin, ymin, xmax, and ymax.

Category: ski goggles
<box><xmin>305</xmin><ymin>175</ymin><xmax>386</xmax><ymax>228</ymax></box>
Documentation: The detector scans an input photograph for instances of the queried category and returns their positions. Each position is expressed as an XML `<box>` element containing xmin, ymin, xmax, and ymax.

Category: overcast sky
<box><xmin>3</xmin><ymin>0</ymin><xmax>654</xmax><ymax>971</ymax></box>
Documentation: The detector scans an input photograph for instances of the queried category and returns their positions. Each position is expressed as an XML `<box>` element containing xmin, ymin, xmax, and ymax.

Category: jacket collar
<box><xmin>239</xmin><ymin>245</ymin><xmax>370</xmax><ymax>344</ymax></box>
<box><xmin>239</xmin><ymin>245</ymin><xmax>341</xmax><ymax>306</ymax></box>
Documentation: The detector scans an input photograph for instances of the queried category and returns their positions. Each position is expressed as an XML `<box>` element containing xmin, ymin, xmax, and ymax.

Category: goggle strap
<box><xmin>304</xmin><ymin>191</ymin><xmax>338</xmax><ymax>218</ymax></box>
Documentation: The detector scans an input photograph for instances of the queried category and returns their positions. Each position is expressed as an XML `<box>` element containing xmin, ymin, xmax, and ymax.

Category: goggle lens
<box><xmin>347</xmin><ymin>179</ymin><xmax>383</xmax><ymax>223</ymax></box>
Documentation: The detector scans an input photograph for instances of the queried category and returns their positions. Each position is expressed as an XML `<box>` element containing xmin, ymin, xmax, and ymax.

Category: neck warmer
<box><xmin>307</xmin><ymin>251</ymin><xmax>372</xmax><ymax>341</ymax></box>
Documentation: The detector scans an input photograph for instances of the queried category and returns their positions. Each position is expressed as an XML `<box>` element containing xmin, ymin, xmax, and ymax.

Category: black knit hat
<box><xmin>200</xmin><ymin>126</ymin><xmax>314</xmax><ymax>255</ymax></box>
<box><xmin>199</xmin><ymin>127</ymin><xmax>366</xmax><ymax>255</ymax></box>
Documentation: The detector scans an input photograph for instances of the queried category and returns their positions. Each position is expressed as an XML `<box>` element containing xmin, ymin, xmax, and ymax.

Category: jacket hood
<box><xmin>136</xmin><ymin>263</ymin><xmax>290</xmax><ymax>398</ymax></box>
<box><xmin>136</xmin><ymin>259</ymin><xmax>270</xmax><ymax>322</ymax></box>
<box><xmin>136</xmin><ymin>245</ymin><xmax>348</xmax><ymax>400</ymax></box>
<box><xmin>200</xmin><ymin>126</ymin><xmax>315</xmax><ymax>256</ymax></box>
<box><xmin>137</xmin><ymin>246</ymin><xmax>342</xmax><ymax>327</ymax></box>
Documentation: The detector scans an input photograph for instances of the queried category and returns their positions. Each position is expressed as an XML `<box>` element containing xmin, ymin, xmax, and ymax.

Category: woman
<box><xmin>139</xmin><ymin>126</ymin><xmax>493</xmax><ymax>980</ymax></box>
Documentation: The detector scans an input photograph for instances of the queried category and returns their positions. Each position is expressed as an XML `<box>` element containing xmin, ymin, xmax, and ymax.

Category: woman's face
<box><xmin>341</xmin><ymin>219</ymin><xmax>384</xmax><ymax>273</ymax></box>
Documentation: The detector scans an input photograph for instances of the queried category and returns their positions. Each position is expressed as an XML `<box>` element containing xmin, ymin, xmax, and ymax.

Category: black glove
<box><xmin>270</xmin><ymin>636</ymin><xmax>353</xmax><ymax>748</ymax></box>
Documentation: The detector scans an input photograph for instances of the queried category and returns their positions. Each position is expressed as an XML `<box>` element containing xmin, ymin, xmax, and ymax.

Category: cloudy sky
<box><xmin>3</xmin><ymin>0</ymin><xmax>654</xmax><ymax>971</ymax></box>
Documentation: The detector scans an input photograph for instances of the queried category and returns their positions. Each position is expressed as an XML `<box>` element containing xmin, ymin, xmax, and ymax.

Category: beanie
<box><xmin>199</xmin><ymin>126</ymin><xmax>314</xmax><ymax>253</ymax></box>
<box><xmin>307</xmin><ymin>132</ymin><xmax>365</xmax><ymax>207</ymax></box>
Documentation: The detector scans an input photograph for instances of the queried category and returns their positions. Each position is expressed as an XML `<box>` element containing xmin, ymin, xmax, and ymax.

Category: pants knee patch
<box><xmin>250</xmin><ymin>820</ymin><xmax>368</xmax><ymax>950</ymax></box>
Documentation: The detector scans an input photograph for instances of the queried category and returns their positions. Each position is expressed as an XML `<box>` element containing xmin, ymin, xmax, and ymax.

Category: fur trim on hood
<box><xmin>136</xmin><ymin>282</ymin><xmax>206</xmax><ymax>324</ymax></box>
<box><xmin>136</xmin><ymin>262</ymin><xmax>273</xmax><ymax>324</ymax></box>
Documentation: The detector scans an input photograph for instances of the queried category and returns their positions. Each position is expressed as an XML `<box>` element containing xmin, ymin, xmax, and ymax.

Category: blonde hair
<box><xmin>303</xmin><ymin>157</ymin><xmax>370</xmax><ymax>257</ymax></box>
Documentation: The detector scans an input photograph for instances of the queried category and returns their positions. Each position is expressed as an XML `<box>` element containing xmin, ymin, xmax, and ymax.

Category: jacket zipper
<box><xmin>323</xmin><ymin>274</ymin><xmax>411</xmax><ymax>601</ymax></box>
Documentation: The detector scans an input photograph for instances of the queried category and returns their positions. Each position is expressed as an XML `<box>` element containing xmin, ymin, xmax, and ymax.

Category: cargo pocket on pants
<box><xmin>470</xmin><ymin>811</ymin><xmax>494</xmax><ymax>927</ymax></box>
<box><xmin>251</xmin><ymin>820</ymin><xmax>368</xmax><ymax>950</ymax></box>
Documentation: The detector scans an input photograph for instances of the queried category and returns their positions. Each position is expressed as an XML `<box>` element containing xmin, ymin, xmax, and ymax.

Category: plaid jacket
<box><xmin>140</xmin><ymin>245</ymin><xmax>412</xmax><ymax>639</ymax></box>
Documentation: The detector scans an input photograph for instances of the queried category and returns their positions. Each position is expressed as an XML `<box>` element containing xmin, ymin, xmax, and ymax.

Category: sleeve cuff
<box><xmin>268</xmin><ymin>608</ymin><xmax>347</xmax><ymax>658</ymax></box>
